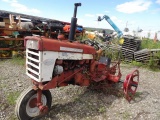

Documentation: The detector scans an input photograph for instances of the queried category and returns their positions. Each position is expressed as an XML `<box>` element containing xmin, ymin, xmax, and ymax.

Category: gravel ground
<box><xmin>0</xmin><ymin>59</ymin><xmax>160</xmax><ymax>120</ymax></box>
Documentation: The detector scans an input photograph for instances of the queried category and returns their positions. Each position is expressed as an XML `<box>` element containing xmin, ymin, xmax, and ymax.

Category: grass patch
<box><xmin>0</xmin><ymin>76</ymin><xmax>9</xmax><ymax>81</ymax></box>
<box><xmin>134</xmin><ymin>92</ymin><xmax>142</xmax><ymax>98</ymax></box>
<box><xmin>128</xmin><ymin>59</ymin><xmax>160</xmax><ymax>71</ymax></box>
<box><xmin>11</xmin><ymin>57</ymin><xmax>25</xmax><ymax>66</ymax></box>
<box><xmin>130</xmin><ymin>61</ymin><xmax>143</xmax><ymax>67</ymax></box>
<box><xmin>0</xmin><ymin>60</ymin><xmax>4</xmax><ymax>64</ymax></box>
<box><xmin>0</xmin><ymin>83</ymin><xmax>6</xmax><ymax>89</ymax></box>
<box><xmin>98</xmin><ymin>106</ymin><xmax>106</xmax><ymax>113</ymax></box>
<box><xmin>122</xmin><ymin>111</ymin><xmax>131</xmax><ymax>119</ymax></box>
<box><xmin>7</xmin><ymin>91</ymin><xmax>20</xmax><ymax>105</ymax></box>
<box><xmin>147</xmin><ymin>58</ymin><xmax>160</xmax><ymax>71</ymax></box>
<box><xmin>8</xmin><ymin>115</ymin><xmax>17</xmax><ymax>120</ymax></box>
<box><xmin>141</xmin><ymin>39</ymin><xmax>160</xmax><ymax>49</ymax></box>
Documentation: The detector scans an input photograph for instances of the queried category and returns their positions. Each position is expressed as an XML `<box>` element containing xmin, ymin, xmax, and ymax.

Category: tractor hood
<box><xmin>24</xmin><ymin>36</ymin><xmax>96</xmax><ymax>54</ymax></box>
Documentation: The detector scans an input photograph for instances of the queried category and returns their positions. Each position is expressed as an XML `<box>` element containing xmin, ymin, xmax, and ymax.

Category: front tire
<box><xmin>15</xmin><ymin>86</ymin><xmax>52</xmax><ymax>120</ymax></box>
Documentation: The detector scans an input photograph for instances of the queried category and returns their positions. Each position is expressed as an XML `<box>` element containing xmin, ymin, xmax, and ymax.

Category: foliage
<box><xmin>147</xmin><ymin>57</ymin><xmax>160</xmax><ymax>71</ymax></box>
<box><xmin>130</xmin><ymin>61</ymin><xmax>143</xmax><ymax>67</ymax></box>
<box><xmin>7</xmin><ymin>91</ymin><xmax>20</xmax><ymax>105</ymax></box>
<box><xmin>135</xmin><ymin>39</ymin><xmax>160</xmax><ymax>70</ymax></box>
<box><xmin>122</xmin><ymin>111</ymin><xmax>131</xmax><ymax>119</ymax></box>
<box><xmin>82</xmin><ymin>36</ymin><xmax>160</xmax><ymax>70</ymax></box>
<box><xmin>11</xmin><ymin>56</ymin><xmax>25</xmax><ymax>66</ymax></box>
<box><xmin>141</xmin><ymin>39</ymin><xmax>160</xmax><ymax>49</ymax></box>
<box><xmin>121</xmin><ymin>38</ymin><xmax>160</xmax><ymax>69</ymax></box>
<box><xmin>98</xmin><ymin>106</ymin><xmax>106</xmax><ymax>113</ymax></box>
<box><xmin>129</xmin><ymin>60</ymin><xmax>160</xmax><ymax>71</ymax></box>
<box><xmin>134</xmin><ymin>92</ymin><xmax>142</xmax><ymax>98</ymax></box>
<box><xmin>104</xmin><ymin>48</ymin><xmax>120</xmax><ymax>61</ymax></box>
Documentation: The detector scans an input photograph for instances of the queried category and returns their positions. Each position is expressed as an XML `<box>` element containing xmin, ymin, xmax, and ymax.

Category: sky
<box><xmin>0</xmin><ymin>0</ymin><xmax>160</xmax><ymax>35</ymax></box>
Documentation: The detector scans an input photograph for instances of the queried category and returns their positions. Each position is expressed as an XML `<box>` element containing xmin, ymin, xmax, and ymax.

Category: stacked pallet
<box><xmin>121</xmin><ymin>36</ymin><xmax>141</xmax><ymax>62</ymax></box>
<box><xmin>134</xmin><ymin>49</ymin><xmax>151</xmax><ymax>62</ymax></box>
<box><xmin>134</xmin><ymin>49</ymin><xmax>160</xmax><ymax>62</ymax></box>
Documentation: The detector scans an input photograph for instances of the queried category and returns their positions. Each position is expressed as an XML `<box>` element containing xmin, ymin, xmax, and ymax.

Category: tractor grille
<box><xmin>26</xmin><ymin>48</ymin><xmax>42</xmax><ymax>82</ymax></box>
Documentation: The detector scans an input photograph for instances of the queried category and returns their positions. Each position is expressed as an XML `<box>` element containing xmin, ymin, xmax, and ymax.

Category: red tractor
<box><xmin>15</xmin><ymin>3</ymin><xmax>139</xmax><ymax>120</ymax></box>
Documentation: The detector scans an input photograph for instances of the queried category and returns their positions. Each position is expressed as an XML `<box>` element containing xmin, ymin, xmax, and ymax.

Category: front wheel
<box><xmin>15</xmin><ymin>86</ymin><xmax>52</xmax><ymax>120</ymax></box>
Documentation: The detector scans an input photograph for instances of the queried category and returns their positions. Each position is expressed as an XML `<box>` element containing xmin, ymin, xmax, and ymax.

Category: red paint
<box><xmin>24</xmin><ymin>36</ymin><xmax>96</xmax><ymax>54</ymax></box>
<box><xmin>29</xmin><ymin>98</ymin><xmax>37</xmax><ymax>108</ymax></box>
<box><xmin>25</xmin><ymin>36</ymin><xmax>140</xmax><ymax>103</ymax></box>
<box><xmin>123</xmin><ymin>69</ymin><xmax>139</xmax><ymax>102</ymax></box>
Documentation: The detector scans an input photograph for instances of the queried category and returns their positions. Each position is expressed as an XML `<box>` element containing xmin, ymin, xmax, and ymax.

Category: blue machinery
<box><xmin>98</xmin><ymin>15</ymin><xmax>123</xmax><ymax>38</ymax></box>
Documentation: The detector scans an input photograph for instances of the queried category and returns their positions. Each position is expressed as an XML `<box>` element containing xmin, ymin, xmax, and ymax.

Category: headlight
<box><xmin>26</xmin><ymin>40</ymin><xmax>39</xmax><ymax>50</ymax></box>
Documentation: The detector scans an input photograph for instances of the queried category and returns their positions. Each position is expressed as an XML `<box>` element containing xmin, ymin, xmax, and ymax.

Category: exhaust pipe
<box><xmin>69</xmin><ymin>3</ymin><xmax>81</xmax><ymax>42</ymax></box>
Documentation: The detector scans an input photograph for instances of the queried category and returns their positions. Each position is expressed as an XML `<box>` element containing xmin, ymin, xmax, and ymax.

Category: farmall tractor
<box><xmin>15</xmin><ymin>3</ymin><xmax>139</xmax><ymax>120</ymax></box>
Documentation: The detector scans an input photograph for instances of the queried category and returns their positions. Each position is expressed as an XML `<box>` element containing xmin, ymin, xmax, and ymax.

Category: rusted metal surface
<box><xmin>24</xmin><ymin>36</ymin><xmax>96</xmax><ymax>54</ymax></box>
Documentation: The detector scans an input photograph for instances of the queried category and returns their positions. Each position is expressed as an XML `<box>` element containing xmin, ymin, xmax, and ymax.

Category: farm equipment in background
<box><xmin>15</xmin><ymin>3</ymin><xmax>140</xmax><ymax>120</ymax></box>
<box><xmin>98</xmin><ymin>15</ymin><xmax>143</xmax><ymax>62</ymax></box>
<box><xmin>98</xmin><ymin>15</ymin><xmax>123</xmax><ymax>38</ymax></box>
<box><xmin>97</xmin><ymin>15</ymin><xmax>133</xmax><ymax>45</ymax></box>
<box><xmin>0</xmin><ymin>9</ymin><xmax>84</xmax><ymax>58</ymax></box>
<box><xmin>85</xmin><ymin>31</ymin><xmax>97</xmax><ymax>40</ymax></box>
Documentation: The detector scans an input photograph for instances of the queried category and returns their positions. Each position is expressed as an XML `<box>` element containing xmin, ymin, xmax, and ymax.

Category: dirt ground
<box><xmin>0</xmin><ymin>59</ymin><xmax>160</xmax><ymax>120</ymax></box>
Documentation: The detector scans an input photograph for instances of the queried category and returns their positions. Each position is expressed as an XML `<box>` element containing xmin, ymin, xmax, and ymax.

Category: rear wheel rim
<box><xmin>123</xmin><ymin>69</ymin><xmax>139</xmax><ymax>101</ymax></box>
